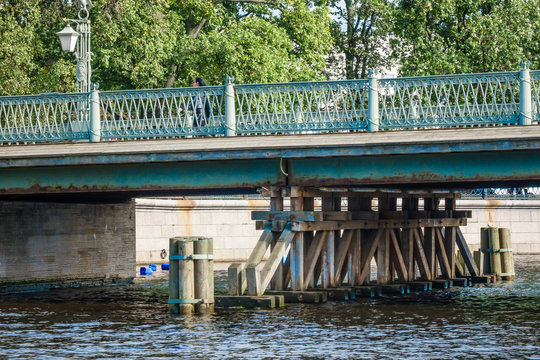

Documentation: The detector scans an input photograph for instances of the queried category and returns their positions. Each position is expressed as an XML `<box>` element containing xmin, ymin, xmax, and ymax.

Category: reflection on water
<box><xmin>0</xmin><ymin>256</ymin><xmax>538</xmax><ymax>359</ymax></box>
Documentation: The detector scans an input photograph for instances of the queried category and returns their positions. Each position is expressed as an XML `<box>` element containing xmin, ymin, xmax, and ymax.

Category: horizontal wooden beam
<box><xmin>291</xmin><ymin>218</ymin><xmax>467</xmax><ymax>231</ymax></box>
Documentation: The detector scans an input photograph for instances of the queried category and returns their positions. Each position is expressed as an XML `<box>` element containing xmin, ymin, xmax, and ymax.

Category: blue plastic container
<box><xmin>140</xmin><ymin>267</ymin><xmax>153</xmax><ymax>275</ymax></box>
<box><xmin>161</xmin><ymin>263</ymin><xmax>170</xmax><ymax>270</ymax></box>
<box><xmin>148</xmin><ymin>264</ymin><xmax>157</xmax><ymax>271</ymax></box>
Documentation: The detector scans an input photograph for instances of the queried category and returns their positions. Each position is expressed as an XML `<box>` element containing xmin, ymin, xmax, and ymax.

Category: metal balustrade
<box><xmin>99</xmin><ymin>86</ymin><xmax>226</xmax><ymax>139</ymax></box>
<box><xmin>531</xmin><ymin>70</ymin><xmax>540</xmax><ymax>123</ymax></box>
<box><xmin>0</xmin><ymin>92</ymin><xmax>90</xmax><ymax>143</ymax></box>
<box><xmin>379</xmin><ymin>72</ymin><xmax>520</xmax><ymax>129</ymax></box>
<box><xmin>0</xmin><ymin>67</ymin><xmax>537</xmax><ymax>144</ymax></box>
<box><xmin>463</xmin><ymin>187</ymin><xmax>540</xmax><ymax>199</ymax></box>
<box><xmin>235</xmin><ymin>80</ymin><xmax>369</xmax><ymax>134</ymax></box>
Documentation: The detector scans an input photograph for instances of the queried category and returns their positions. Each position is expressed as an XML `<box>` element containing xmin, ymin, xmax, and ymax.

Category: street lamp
<box><xmin>57</xmin><ymin>6</ymin><xmax>92</xmax><ymax>93</ymax></box>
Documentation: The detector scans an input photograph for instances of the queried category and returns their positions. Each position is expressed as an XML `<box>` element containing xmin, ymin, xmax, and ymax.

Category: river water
<box><xmin>0</xmin><ymin>256</ymin><xmax>538</xmax><ymax>359</ymax></box>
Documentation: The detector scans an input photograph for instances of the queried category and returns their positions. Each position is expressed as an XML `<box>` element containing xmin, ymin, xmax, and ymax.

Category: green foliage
<box><xmin>91</xmin><ymin>0</ymin><xmax>180</xmax><ymax>89</ymax></box>
<box><xmin>2</xmin><ymin>0</ymin><xmax>539</xmax><ymax>96</ymax></box>
<box><xmin>394</xmin><ymin>0</ymin><xmax>538</xmax><ymax>75</ymax></box>
<box><xmin>328</xmin><ymin>0</ymin><xmax>395</xmax><ymax>79</ymax></box>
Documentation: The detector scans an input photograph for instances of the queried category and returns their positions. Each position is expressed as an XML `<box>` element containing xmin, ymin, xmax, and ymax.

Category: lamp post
<box><xmin>57</xmin><ymin>6</ymin><xmax>92</xmax><ymax>93</ymax></box>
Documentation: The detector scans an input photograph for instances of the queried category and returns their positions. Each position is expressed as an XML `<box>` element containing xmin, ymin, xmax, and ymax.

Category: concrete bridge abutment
<box><xmin>0</xmin><ymin>200</ymin><xmax>136</xmax><ymax>293</ymax></box>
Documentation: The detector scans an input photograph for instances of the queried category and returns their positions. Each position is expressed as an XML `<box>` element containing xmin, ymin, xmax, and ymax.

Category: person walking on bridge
<box><xmin>181</xmin><ymin>77</ymin><xmax>212</xmax><ymax>129</ymax></box>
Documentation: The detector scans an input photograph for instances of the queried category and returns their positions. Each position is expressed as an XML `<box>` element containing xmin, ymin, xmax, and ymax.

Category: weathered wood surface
<box><xmin>169</xmin><ymin>237</ymin><xmax>180</xmax><ymax>314</ymax></box>
<box><xmin>247</xmin><ymin>223</ymin><xmax>296</xmax><ymax>296</ymax></box>
<box><xmin>354</xmin><ymin>286</ymin><xmax>381</xmax><ymax>298</ymax></box>
<box><xmin>499</xmin><ymin>228</ymin><xmax>515</xmax><ymax>279</ymax></box>
<box><xmin>264</xmin><ymin>290</ymin><xmax>327</xmax><ymax>303</ymax></box>
<box><xmin>432</xmin><ymin>279</ymin><xmax>453</xmax><ymax>289</ymax></box>
<box><xmin>215</xmin><ymin>296</ymin><xmax>283</xmax><ymax>308</ymax></box>
<box><xmin>291</xmin><ymin>218</ymin><xmax>467</xmax><ymax>231</ymax></box>
<box><xmin>456</xmin><ymin>228</ymin><xmax>479</xmax><ymax>277</ymax></box>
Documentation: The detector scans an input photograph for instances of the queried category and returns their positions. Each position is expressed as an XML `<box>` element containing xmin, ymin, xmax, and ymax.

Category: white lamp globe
<box><xmin>57</xmin><ymin>24</ymin><xmax>80</xmax><ymax>53</ymax></box>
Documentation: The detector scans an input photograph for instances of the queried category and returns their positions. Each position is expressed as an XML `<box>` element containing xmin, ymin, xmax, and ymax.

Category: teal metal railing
<box><xmin>379</xmin><ymin>72</ymin><xmax>520</xmax><ymax>129</ymax></box>
<box><xmin>0</xmin><ymin>92</ymin><xmax>90</xmax><ymax>143</ymax></box>
<box><xmin>235</xmin><ymin>80</ymin><xmax>369</xmax><ymax>134</ymax></box>
<box><xmin>531</xmin><ymin>70</ymin><xmax>540</xmax><ymax>123</ymax></box>
<box><xmin>0</xmin><ymin>65</ymin><xmax>537</xmax><ymax>144</ymax></box>
<box><xmin>99</xmin><ymin>86</ymin><xmax>225</xmax><ymax>140</ymax></box>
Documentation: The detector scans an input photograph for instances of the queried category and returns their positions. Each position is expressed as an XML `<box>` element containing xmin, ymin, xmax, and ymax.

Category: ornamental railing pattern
<box><xmin>99</xmin><ymin>86</ymin><xmax>226</xmax><ymax>140</ymax></box>
<box><xmin>235</xmin><ymin>80</ymin><xmax>369</xmax><ymax>134</ymax></box>
<box><xmin>379</xmin><ymin>72</ymin><xmax>520</xmax><ymax>129</ymax></box>
<box><xmin>0</xmin><ymin>67</ymin><xmax>537</xmax><ymax>144</ymax></box>
<box><xmin>0</xmin><ymin>92</ymin><xmax>90</xmax><ymax>143</ymax></box>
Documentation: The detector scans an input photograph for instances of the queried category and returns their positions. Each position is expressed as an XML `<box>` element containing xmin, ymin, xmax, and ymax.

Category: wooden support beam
<box><xmin>291</xmin><ymin>218</ymin><xmax>466</xmax><ymax>232</ymax></box>
<box><xmin>435</xmin><ymin>228</ymin><xmax>452</xmax><ymax>278</ymax></box>
<box><xmin>423</xmin><ymin>197</ymin><xmax>437</xmax><ymax>280</ymax></box>
<box><xmin>264</xmin><ymin>290</ymin><xmax>327</xmax><ymax>303</ymax></box>
<box><xmin>401</xmin><ymin>197</ymin><xmax>414</xmax><ymax>281</ymax></box>
<box><xmin>290</xmin><ymin>187</ymin><xmax>304</xmax><ymax>291</ymax></box>
<box><xmin>282</xmin><ymin>251</ymin><xmax>291</xmax><ymax>290</ymax></box>
<box><xmin>215</xmin><ymin>295</ymin><xmax>281</xmax><ymax>309</ymax></box>
<box><xmin>321</xmin><ymin>196</ymin><xmax>335</xmax><ymax>287</ymax></box>
<box><xmin>377</xmin><ymin>230</ymin><xmax>390</xmax><ymax>284</ymax></box>
<box><xmin>334</xmin><ymin>229</ymin><xmax>354</xmax><ymax>285</ymax></box>
<box><xmin>230</xmin><ymin>223</ymin><xmax>273</xmax><ymax>295</ymax></box>
<box><xmin>303</xmin><ymin>196</ymin><xmax>315</xmax><ymax>287</ymax></box>
<box><xmin>456</xmin><ymin>227</ymin><xmax>479</xmax><ymax>277</ymax></box>
<box><xmin>359</xmin><ymin>229</ymin><xmax>383</xmax><ymax>284</ymax></box>
<box><xmin>227</xmin><ymin>263</ymin><xmax>243</xmax><ymax>296</ymax></box>
<box><xmin>247</xmin><ymin>223</ymin><xmax>296</xmax><ymax>296</ymax></box>
<box><xmin>413</xmin><ymin>228</ymin><xmax>432</xmax><ymax>280</ymax></box>
<box><xmin>389</xmin><ymin>229</ymin><xmax>408</xmax><ymax>282</ymax></box>
<box><xmin>303</xmin><ymin>231</ymin><xmax>328</xmax><ymax>285</ymax></box>
<box><xmin>270</xmin><ymin>187</ymin><xmax>284</xmax><ymax>291</ymax></box>
<box><xmin>445</xmin><ymin>197</ymin><xmax>457</xmax><ymax>278</ymax></box>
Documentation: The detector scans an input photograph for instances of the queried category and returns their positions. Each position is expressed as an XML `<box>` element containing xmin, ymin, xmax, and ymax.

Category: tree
<box><xmin>0</xmin><ymin>0</ymin><xmax>75</xmax><ymax>95</ymax></box>
<box><xmin>328</xmin><ymin>0</ymin><xmax>394</xmax><ymax>79</ymax></box>
<box><xmin>166</xmin><ymin>0</ymin><xmax>333</xmax><ymax>87</ymax></box>
<box><xmin>393</xmin><ymin>0</ymin><xmax>537</xmax><ymax>76</ymax></box>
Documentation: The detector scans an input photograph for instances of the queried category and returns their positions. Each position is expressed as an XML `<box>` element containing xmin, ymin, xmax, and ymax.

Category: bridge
<box><xmin>1</xmin><ymin>67</ymin><xmax>538</xmax><ymax>295</ymax></box>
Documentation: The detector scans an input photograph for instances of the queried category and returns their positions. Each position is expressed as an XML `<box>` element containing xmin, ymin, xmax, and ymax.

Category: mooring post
<box><xmin>169</xmin><ymin>236</ymin><xmax>214</xmax><ymax>314</ymax></box>
<box><xmin>498</xmin><ymin>228</ymin><xmax>515</xmax><ymax>280</ymax></box>
<box><xmin>367</xmin><ymin>69</ymin><xmax>379</xmax><ymax>132</ymax></box>
<box><xmin>169</xmin><ymin>237</ymin><xmax>195</xmax><ymax>314</ymax></box>
<box><xmin>489</xmin><ymin>228</ymin><xmax>502</xmax><ymax>276</ymax></box>
<box><xmin>224</xmin><ymin>75</ymin><xmax>236</xmax><ymax>136</ymax></box>
<box><xmin>89</xmin><ymin>83</ymin><xmax>101</xmax><ymax>142</ymax></box>
<box><xmin>519</xmin><ymin>61</ymin><xmax>532</xmax><ymax>125</ymax></box>
<box><xmin>194</xmin><ymin>238</ymin><xmax>214</xmax><ymax>313</ymax></box>
<box><xmin>169</xmin><ymin>237</ymin><xmax>180</xmax><ymax>314</ymax></box>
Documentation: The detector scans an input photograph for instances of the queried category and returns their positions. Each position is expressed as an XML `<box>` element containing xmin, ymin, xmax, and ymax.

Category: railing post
<box><xmin>367</xmin><ymin>70</ymin><xmax>379</xmax><ymax>131</ymax></box>
<box><xmin>225</xmin><ymin>76</ymin><xmax>236</xmax><ymax>136</ymax></box>
<box><xmin>519</xmin><ymin>61</ymin><xmax>532</xmax><ymax>125</ymax></box>
<box><xmin>90</xmin><ymin>83</ymin><xmax>101</xmax><ymax>142</ymax></box>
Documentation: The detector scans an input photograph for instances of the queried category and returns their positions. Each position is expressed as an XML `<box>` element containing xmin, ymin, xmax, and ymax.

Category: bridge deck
<box><xmin>1</xmin><ymin>126</ymin><xmax>540</xmax><ymax>199</ymax></box>
<box><xmin>2</xmin><ymin>126</ymin><xmax>540</xmax><ymax>167</ymax></box>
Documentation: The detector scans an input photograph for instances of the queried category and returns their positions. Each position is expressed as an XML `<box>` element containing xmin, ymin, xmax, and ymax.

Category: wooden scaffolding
<box><xmin>228</xmin><ymin>187</ymin><xmax>479</xmax><ymax>297</ymax></box>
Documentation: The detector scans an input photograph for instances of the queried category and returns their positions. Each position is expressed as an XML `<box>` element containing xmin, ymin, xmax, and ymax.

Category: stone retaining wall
<box><xmin>0</xmin><ymin>201</ymin><xmax>136</xmax><ymax>289</ymax></box>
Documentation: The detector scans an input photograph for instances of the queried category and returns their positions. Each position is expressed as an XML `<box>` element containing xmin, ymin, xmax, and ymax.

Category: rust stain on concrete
<box><xmin>176</xmin><ymin>199</ymin><xmax>195</xmax><ymax>236</ymax></box>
